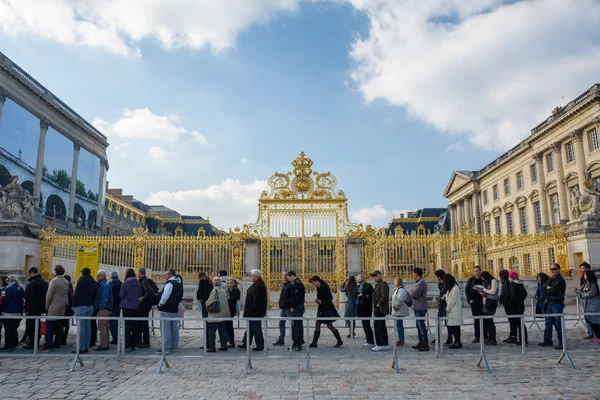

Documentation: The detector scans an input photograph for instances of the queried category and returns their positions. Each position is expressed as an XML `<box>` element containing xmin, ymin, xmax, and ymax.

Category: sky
<box><xmin>1</xmin><ymin>0</ymin><xmax>599</xmax><ymax>229</ymax></box>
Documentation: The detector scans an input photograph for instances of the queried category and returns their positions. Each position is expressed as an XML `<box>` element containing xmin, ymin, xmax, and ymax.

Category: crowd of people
<box><xmin>1</xmin><ymin>262</ymin><xmax>599</xmax><ymax>354</ymax></box>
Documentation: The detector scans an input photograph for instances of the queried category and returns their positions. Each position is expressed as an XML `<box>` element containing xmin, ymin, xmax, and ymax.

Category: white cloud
<box><xmin>240</xmin><ymin>158</ymin><xmax>249</xmax><ymax>164</ymax></box>
<box><xmin>190</xmin><ymin>131</ymin><xmax>210</xmax><ymax>145</ymax></box>
<box><xmin>0</xmin><ymin>0</ymin><xmax>301</xmax><ymax>56</ymax></box>
<box><xmin>445</xmin><ymin>142</ymin><xmax>466</xmax><ymax>152</ymax></box>
<box><xmin>347</xmin><ymin>0</ymin><xmax>600</xmax><ymax>151</ymax></box>
<box><xmin>350</xmin><ymin>204</ymin><xmax>389</xmax><ymax>225</ymax></box>
<box><xmin>145</xmin><ymin>178</ymin><xmax>268</xmax><ymax>229</ymax></box>
<box><xmin>148</xmin><ymin>146</ymin><xmax>166</xmax><ymax>159</ymax></box>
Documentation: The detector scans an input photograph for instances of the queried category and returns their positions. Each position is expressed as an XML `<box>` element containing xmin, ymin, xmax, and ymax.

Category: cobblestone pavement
<box><xmin>1</xmin><ymin>305</ymin><xmax>599</xmax><ymax>399</ymax></box>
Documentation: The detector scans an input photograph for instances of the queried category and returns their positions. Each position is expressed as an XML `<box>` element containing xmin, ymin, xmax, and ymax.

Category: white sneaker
<box><xmin>372</xmin><ymin>345</ymin><xmax>390</xmax><ymax>351</ymax></box>
<box><xmin>363</xmin><ymin>343</ymin><xmax>376</xmax><ymax>347</ymax></box>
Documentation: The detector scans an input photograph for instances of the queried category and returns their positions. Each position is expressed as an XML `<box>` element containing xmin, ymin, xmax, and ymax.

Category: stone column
<box><xmin>456</xmin><ymin>200</ymin><xmax>464</xmax><ymax>231</ymax></box>
<box><xmin>465</xmin><ymin>195</ymin><xmax>473</xmax><ymax>228</ymax></box>
<box><xmin>473</xmin><ymin>191</ymin><xmax>482</xmax><ymax>234</ymax></box>
<box><xmin>551</xmin><ymin>142</ymin><xmax>569</xmax><ymax>223</ymax></box>
<box><xmin>33</xmin><ymin>119</ymin><xmax>49</xmax><ymax>209</ymax></box>
<box><xmin>68</xmin><ymin>142</ymin><xmax>81</xmax><ymax>221</ymax></box>
<box><xmin>533</xmin><ymin>153</ymin><xmax>550</xmax><ymax>229</ymax></box>
<box><xmin>95</xmin><ymin>158</ymin><xmax>107</xmax><ymax>229</ymax></box>
<box><xmin>0</xmin><ymin>86</ymin><xmax>6</xmax><ymax>127</ymax></box>
<box><xmin>449</xmin><ymin>205</ymin><xmax>456</xmax><ymax>234</ymax></box>
<box><xmin>571</xmin><ymin>130</ymin><xmax>587</xmax><ymax>191</ymax></box>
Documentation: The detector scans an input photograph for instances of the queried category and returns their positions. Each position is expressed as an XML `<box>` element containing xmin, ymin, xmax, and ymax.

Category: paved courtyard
<box><xmin>1</xmin><ymin>305</ymin><xmax>599</xmax><ymax>399</ymax></box>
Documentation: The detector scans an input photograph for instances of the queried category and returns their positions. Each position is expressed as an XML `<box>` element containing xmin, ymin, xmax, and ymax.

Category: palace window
<box><xmin>506</xmin><ymin>212</ymin><xmax>514</xmax><ymax>235</ymax></box>
<box><xmin>520</xmin><ymin>207</ymin><xmax>528</xmax><ymax>234</ymax></box>
<box><xmin>485</xmin><ymin>220</ymin><xmax>491</xmax><ymax>235</ymax></box>
<box><xmin>589</xmin><ymin>128</ymin><xmax>599</xmax><ymax>152</ymax></box>
<box><xmin>493</xmin><ymin>185</ymin><xmax>499</xmax><ymax>201</ymax></box>
<box><xmin>530</xmin><ymin>164</ymin><xmax>538</xmax><ymax>183</ymax></box>
<box><xmin>534</xmin><ymin>202</ymin><xmax>542</xmax><ymax>230</ymax></box>
<box><xmin>551</xmin><ymin>194</ymin><xmax>560</xmax><ymax>225</ymax></box>
<box><xmin>565</xmin><ymin>141</ymin><xmax>575</xmax><ymax>164</ymax></box>
<box><xmin>546</xmin><ymin>153</ymin><xmax>554</xmax><ymax>173</ymax></box>
<box><xmin>504</xmin><ymin>178</ymin><xmax>511</xmax><ymax>196</ymax></box>
<box><xmin>516</xmin><ymin>171</ymin><xmax>523</xmax><ymax>190</ymax></box>
<box><xmin>483</xmin><ymin>190</ymin><xmax>489</xmax><ymax>205</ymax></box>
<box><xmin>495</xmin><ymin>215</ymin><xmax>501</xmax><ymax>234</ymax></box>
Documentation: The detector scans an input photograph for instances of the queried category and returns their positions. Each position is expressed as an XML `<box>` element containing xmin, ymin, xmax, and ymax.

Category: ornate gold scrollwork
<box><xmin>132</xmin><ymin>227</ymin><xmax>148</xmax><ymax>269</ymax></box>
<box><xmin>38</xmin><ymin>227</ymin><xmax>56</xmax><ymax>279</ymax></box>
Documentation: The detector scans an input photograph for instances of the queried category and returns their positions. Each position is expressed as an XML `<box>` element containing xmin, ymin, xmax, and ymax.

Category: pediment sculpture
<box><xmin>577</xmin><ymin>173</ymin><xmax>600</xmax><ymax>219</ymax></box>
<box><xmin>0</xmin><ymin>176</ymin><xmax>36</xmax><ymax>223</ymax></box>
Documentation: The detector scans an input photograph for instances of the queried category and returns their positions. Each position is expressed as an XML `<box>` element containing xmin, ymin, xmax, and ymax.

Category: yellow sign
<box><xmin>76</xmin><ymin>242</ymin><xmax>100</xmax><ymax>279</ymax></box>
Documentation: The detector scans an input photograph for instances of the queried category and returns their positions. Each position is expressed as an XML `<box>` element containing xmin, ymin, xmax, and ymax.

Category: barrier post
<box><xmin>121</xmin><ymin>314</ymin><xmax>126</xmax><ymax>355</ymax></box>
<box><xmin>573</xmin><ymin>298</ymin><xmax>582</xmax><ymax>327</ymax></box>
<box><xmin>520</xmin><ymin>315</ymin><xmax>526</xmax><ymax>354</ymax></box>
<box><xmin>305</xmin><ymin>316</ymin><xmax>311</xmax><ymax>375</ymax></box>
<box><xmin>435</xmin><ymin>316</ymin><xmax>441</xmax><ymax>357</ymax></box>
<box><xmin>244</xmin><ymin>322</ymin><xmax>252</xmax><ymax>377</ymax></box>
<box><xmin>157</xmin><ymin>316</ymin><xmax>170</xmax><ymax>374</ymax></box>
<box><xmin>263</xmin><ymin>318</ymin><xmax>268</xmax><ymax>356</ymax></box>
<box><xmin>476</xmin><ymin>316</ymin><xmax>490</xmax><ymax>373</ymax></box>
<box><xmin>288</xmin><ymin>314</ymin><xmax>293</xmax><ymax>357</ymax></box>
<box><xmin>392</xmin><ymin>317</ymin><xmax>400</xmax><ymax>374</ymax></box>
<box><xmin>558</xmin><ymin>312</ymin><xmax>576</xmax><ymax>369</ymax></box>
<box><xmin>69</xmin><ymin>316</ymin><xmax>84</xmax><ymax>372</ymax></box>
<box><xmin>203</xmin><ymin>319</ymin><xmax>208</xmax><ymax>357</ymax></box>
<box><xmin>33</xmin><ymin>317</ymin><xmax>39</xmax><ymax>355</ymax></box>
<box><xmin>529</xmin><ymin>297</ymin><xmax>542</xmax><ymax>331</ymax></box>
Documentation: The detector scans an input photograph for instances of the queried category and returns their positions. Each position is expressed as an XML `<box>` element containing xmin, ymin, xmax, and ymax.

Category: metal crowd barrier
<box><xmin>0</xmin><ymin>311</ymin><xmax>597</xmax><ymax>375</ymax></box>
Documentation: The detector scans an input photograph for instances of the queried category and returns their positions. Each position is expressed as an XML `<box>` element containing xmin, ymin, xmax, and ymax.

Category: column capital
<box><xmin>550</xmin><ymin>141</ymin><xmax>562</xmax><ymax>154</ymax></box>
<box><xmin>40</xmin><ymin>118</ymin><xmax>50</xmax><ymax>132</ymax></box>
<box><xmin>100</xmin><ymin>157</ymin><xmax>109</xmax><ymax>170</ymax></box>
<box><xmin>593</xmin><ymin>116</ymin><xmax>600</xmax><ymax>125</ymax></box>
<box><xmin>0</xmin><ymin>85</ymin><xmax>7</xmax><ymax>104</ymax></box>
<box><xmin>457</xmin><ymin>199</ymin><xmax>464</xmax><ymax>205</ymax></box>
<box><xmin>570</xmin><ymin>129</ymin><xmax>583</xmax><ymax>142</ymax></box>
<box><xmin>532</xmin><ymin>152</ymin><xmax>544</xmax><ymax>162</ymax></box>
<box><xmin>73</xmin><ymin>141</ymin><xmax>81</xmax><ymax>152</ymax></box>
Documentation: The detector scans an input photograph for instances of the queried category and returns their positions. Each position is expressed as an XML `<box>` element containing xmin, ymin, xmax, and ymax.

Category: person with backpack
<box><xmin>155</xmin><ymin>269</ymin><xmax>184</xmax><ymax>354</ymax></box>
<box><xmin>444</xmin><ymin>273</ymin><xmax>463</xmax><ymax>349</ymax></box>
<box><xmin>506</xmin><ymin>271</ymin><xmax>528</xmax><ymax>345</ymax></box>
<box><xmin>340</xmin><ymin>276</ymin><xmax>358</xmax><ymax>338</ymax></box>
<box><xmin>93</xmin><ymin>270</ymin><xmax>113</xmax><ymax>351</ymax></box>
<box><xmin>391</xmin><ymin>277</ymin><xmax>410</xmax><ymax>346</ymax></box>
<box><xmin>137</xmin><ymin>268</ymin><xmax>157</xmax><ymax>348</ymax></box>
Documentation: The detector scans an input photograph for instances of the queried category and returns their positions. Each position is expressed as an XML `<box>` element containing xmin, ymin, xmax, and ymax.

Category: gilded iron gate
<box><xmin>245</xmin><ymin>152</ymin><xmax>359</xmax><ymax>304</ymax></box>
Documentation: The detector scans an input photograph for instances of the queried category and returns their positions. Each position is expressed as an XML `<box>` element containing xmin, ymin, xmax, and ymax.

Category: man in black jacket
<box><xmin>196</xmin><ymin>272</ymin><xmax>212</xmax><ymax>318</ymax></box>
<box><xmin>73</xmin><ymin>268</ymin><xmax>97</xmax><ymax>353</ymax></box>
<box><xmin>22</xmin><ymin>267</ymin><xmax>49</xmax><ymax>349</ymax></box>
<box><xmin>274</xmin><ymin>271</ymin><xmax>291</xmax><ymax>346</ymax></box>
<box><xmin>287</xmin><ymin>271</ymin><xmax>306</xmax><ymax>351</ymax></box>
<box><xmin>156</xmin><ymin>269</ymin><xmax>184</xmax><ymax>354</ymax></box>
<box><xmin>239</xmin><ymin>269</ymin><xmax>267</xmax><ymax>351</ymax></box>
<box><xmin>136</xmin><ymin>268</ymin><xmax>155</xmax><ymax>348</ymax></box>
<box><xmin>538</xmin><ymin>263</ymin><xmax>566</xmax><ymax>350</ymax></box>
<box><xmin>465</xmin><ymin>265</ymin><xmax>484</xmax><ymax>343</ymax></box>
<box><xmin>356</xmin><ymin>274</ymin><xmax>375</xmax><ymax>346</ymax></box>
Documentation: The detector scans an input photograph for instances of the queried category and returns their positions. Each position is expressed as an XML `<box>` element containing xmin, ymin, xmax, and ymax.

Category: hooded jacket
<box><xmin>73</xmin><ymin>274</ymin><xmax>97</xmax><ymax>308</ymax></box>
<box><xmin>24</xmin><ymin>274</ymin><xmax>48</xmax><ymax>315</ymax></box>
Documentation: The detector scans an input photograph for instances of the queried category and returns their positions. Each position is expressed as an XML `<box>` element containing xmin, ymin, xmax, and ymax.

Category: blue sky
<box><xmin>1</xmin><ymin>0</ymin><xmax>599</xmax><ymax>229</ymax></box>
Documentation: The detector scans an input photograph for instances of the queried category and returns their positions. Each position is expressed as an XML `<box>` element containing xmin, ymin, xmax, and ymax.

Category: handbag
<box><xmin>483</xmin><ymin>299</ymin><xmax>498</xmax><ymax>315</ymax></box>
<box><xmin>40</xmin><ymin>320</ymin><xmax>46</xmax><ymax>336</ymax></box>
<box><xmin>207</xmin><ymin>289</ymin><xmax>220</xmax><ymax>313</ymax></box>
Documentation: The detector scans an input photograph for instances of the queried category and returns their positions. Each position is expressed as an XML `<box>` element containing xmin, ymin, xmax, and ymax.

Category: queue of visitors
<box><xmin>1</xmin><ymin>263</ymin><xmax>599</xmax><ymax>354</ymax></box>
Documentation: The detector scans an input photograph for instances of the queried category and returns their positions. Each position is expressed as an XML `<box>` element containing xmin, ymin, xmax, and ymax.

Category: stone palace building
<box><xmin>445</xmin><ymin>84</ymin><xmax>600</xmax><ymax>271</ymax></box>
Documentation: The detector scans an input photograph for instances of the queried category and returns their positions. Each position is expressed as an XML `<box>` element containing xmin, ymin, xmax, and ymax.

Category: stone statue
<box><xmin>0</xmin><ymin>176</ymin><xmax>36</xmax><ymax>223</ymax></box>
<box><xmin>570</xmin><ymin>186</ymin><xmax>582</xmax><ymax>220</ymax></box>
<box><xmin>578</xmin><ymin>172</ymin><xmax>600</xmax><ymax>218</ymax></box>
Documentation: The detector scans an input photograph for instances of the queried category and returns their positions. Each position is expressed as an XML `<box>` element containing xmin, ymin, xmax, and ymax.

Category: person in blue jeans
<box><xmin>408</xmin><ymin>268</ymin><xmax>429</xmax><ymax>352</ymax></box>
<box><xmin>391</xmin><ymin>278</ymin><xmax>409</xmax><ymax>346</ymax></box>
<box><xmin>578</xmin><ymin>262</ymin><xmax>594</xmax><ymax>339</ymax></box>
<box><xmin>155</xmin><ymin>269</ymin><xmax>184</xmax><ymax>354</ymax></box>
<box><xmin>73</xmin><ymin>268</ymin><xmax>97</xmax><ymax>354</ymax></box>
<box><xmin>538</xmin><ymin>263</ymin><xmax>566</xmax><ymax>350</ymax></box>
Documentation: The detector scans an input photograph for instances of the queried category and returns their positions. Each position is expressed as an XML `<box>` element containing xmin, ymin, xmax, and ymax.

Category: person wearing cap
<box><xmin>108</xmin><ymin>271</ymin><xmax>122</xmax><ymax>345</ymax></box>
<box><xmin>370</xmin><ymin>270</ymin><xmax>390</xmax><ymax>351</ymax></box>
<box><xmin>408</xmin><ymin>267</ymin><xmax>429</xmax><ymax>352</ymax></box>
